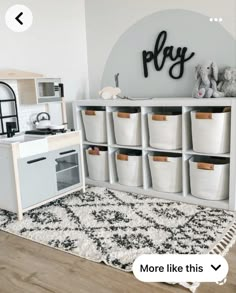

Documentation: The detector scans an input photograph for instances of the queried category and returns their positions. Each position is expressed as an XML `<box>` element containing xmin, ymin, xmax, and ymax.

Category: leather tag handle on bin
<box><xmin>85</xmin><ymin>110</ymin><xmax>96</xmax><ymax>116</ymax></box>
<box><xmin>117</xmin><ymin>112</ymin><xmax>130</xmax><ymax>119</ymax></box>
<box><xmin>88</xmin><ymin>148</ymin><xmax>100</xmax><ymax>156</ymax></box>
<box><xmin>152</xmin><ymin>114</ymin><xmax>167</xmax><ymax>121</ymax></box>
<box><xmin>223</xmin><ymin>107</ymin><xmax>231</xmax><ymax>113</ymax></box>
<box><xmin>117</xmin><ymin>154</ymin><xmax>128</xmax><ymax>161</ymax></box>
<box><xmin>197</xmin><ymin>163</ymin><xmax>214</xmax><ymax>171</ymax></box>
<box><xmin>195</xmin><ymin>112</ymin><xmax>212</xmax><ymax>119</ymax></box>
<box><xmin>153</xmin><ymin>156</ymin><xmax>168</xmax><ymax>162</ymax></box>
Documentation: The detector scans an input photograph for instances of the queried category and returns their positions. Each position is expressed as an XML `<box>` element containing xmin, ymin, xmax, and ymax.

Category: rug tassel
<box><xmin>210</xmin><ymin>220</ymin><xmax>236</xmax><ymax>257</ymax></box>
<box><xmin>218</xmin><ymin>243</ymin><xmax>226</xmax><ymax>250</ymax></box>
<box><xmin>221</xmin><ymin>239</ymin><xmax>229</xmax><ymax>246</ymax></box>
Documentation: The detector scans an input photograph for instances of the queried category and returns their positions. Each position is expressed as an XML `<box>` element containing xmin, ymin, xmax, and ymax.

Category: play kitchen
<box><xmin>0</xmin><ymin>70</ymin><xmax>85</xmax><ymax>220</ymax></box>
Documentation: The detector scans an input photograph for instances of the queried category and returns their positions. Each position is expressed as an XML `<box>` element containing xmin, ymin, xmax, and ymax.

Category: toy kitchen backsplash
<box><xmin>0</xmin><ymin>80</ymin><xmax>63</xmax><ymax>133</ymax></box>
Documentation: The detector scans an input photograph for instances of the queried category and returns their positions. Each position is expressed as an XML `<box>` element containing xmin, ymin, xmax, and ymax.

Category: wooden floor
<box><xmin>0</xmin><ymin>231</ymin><xmax>235</xmax><ymax>293</ymax></box>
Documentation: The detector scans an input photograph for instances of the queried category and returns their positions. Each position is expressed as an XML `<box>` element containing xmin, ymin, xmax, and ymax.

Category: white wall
<box><xmin>0</xmin><ymin>0</ymin><xmax>89</xmax><ymax>127</ymax></box>
<box><xmin>85</xmin><ymin>0</ymin><xmax>236</xmax><ymax>98</ymax></box>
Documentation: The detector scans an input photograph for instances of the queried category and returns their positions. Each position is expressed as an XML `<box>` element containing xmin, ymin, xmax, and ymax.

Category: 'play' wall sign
<box><xmin>142</xmin><ymin>31</ymin><xmax>195</xmax><ymax>79</ymax></box>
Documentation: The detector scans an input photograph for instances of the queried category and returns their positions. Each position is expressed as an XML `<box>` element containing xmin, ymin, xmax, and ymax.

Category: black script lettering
<box><xmin>142</xmin><ymin>51</ymin><xmax>154</xmax><ymax>78</ymax></box>
<box><xmin>169</xmin><ymin>47</ymin><xmax>195</xmax><ymax>79</ymax></box>
<box><xmin>154</xmin><ymin>30</ymin><xmax>167</xmax><ymax>71</ymax></box>
<box><xmin>142</xmin><ymin>30</ymin><xmax>195</xmax><ymax>79</ymax></box>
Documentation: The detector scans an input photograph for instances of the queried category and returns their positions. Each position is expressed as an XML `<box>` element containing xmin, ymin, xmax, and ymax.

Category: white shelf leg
<box><xmin>17</xmin><ymin>210</ymin><xmax>23</xmax><ymax>221</ymax></box>
<box><xmin>79</xmin><ymin>131</ymin><xmax>86</xmax><ymax>193</ymax></box>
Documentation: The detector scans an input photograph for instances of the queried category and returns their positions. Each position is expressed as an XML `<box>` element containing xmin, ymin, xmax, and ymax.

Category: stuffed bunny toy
<box><xmin>99</xmin><ymin>87</ymin><xmax>121</xmax><ymax>100</ymax></box>
<box><xmin>192</xmin><ymin>61</ymin><xmax>219</xmax><ymax>98</ymax></box>
<box><xmin>216</xmin><ymin>67</ymin><xmax>236</xmax><ymax>97</ymax></box>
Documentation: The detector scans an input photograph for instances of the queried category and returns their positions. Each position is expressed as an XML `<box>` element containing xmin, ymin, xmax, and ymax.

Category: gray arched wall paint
<box><xmin>101</xmin><ymin>9</ymin><xmax>236</xmax><ymax>98</ymax></box>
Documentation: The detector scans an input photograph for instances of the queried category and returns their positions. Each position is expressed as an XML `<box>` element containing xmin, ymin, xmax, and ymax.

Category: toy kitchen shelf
<box><xmin>0</xmin><ymin>72</ymin><xmax>62</xmax><ymax>105</ymax></box>
<box><xmin>73</xmin><ymin>98</ymin><xmax>236</xmax><ymax>212</ymax></box>
<box><xmin>0</xmin><ymin>69</ymin><xmax>68</xmax><ymax>134</ymax></box>
<box><xmin>17</xmin><ymin>78</ymin><xmax>62</xmax><ymax>104</ymax></box>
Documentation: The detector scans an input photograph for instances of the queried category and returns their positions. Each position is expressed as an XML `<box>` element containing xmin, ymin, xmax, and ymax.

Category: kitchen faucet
<box><xmin>6</xmin><ymin>122</ymin><xmax>17</xmax><ymax>138</ymax></box>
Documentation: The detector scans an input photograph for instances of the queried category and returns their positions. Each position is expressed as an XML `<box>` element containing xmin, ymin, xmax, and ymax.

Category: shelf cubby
<box><xmin>73</xmin><ymin>98</ymin><xmax>236</xmax><ymax>211</ymax></box>
<box><xmin>57</xmin><ymin>167</ymin><xmax>80</xmax><ymax>191</ymax></box>
<box><xmin>147</xmin><ymin>150</ymin><xmax>183</xmax><ymax>194</ymax></box>
<box><xmin>109</xmin><ymin>147</ymin><xmax>143</xmax><ymax>187</ymax></box>
<box><xmin>142</xmin><ymin>106</ymin><xmax>182</xmax><ymax>150</ymax></box>
<box><xmin>56</xmin><ymin>154</ymin><xmax>79</xmax><ymax>173</ymax></box>
<box><xmin>107</xmin><ymin>106</ymin><xmax>142</xmax><ymax>147</ymax></box>
<box><xmin>83</xmin><ymin>144</ymin><xmax>110</xmax><ymax>183</ymax></box>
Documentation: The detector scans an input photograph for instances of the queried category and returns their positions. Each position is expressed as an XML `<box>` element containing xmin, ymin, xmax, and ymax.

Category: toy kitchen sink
<box><xmin>0</xmin><ymin>131</ymin><xmax>85</xmax><ymax>220</ymax></box>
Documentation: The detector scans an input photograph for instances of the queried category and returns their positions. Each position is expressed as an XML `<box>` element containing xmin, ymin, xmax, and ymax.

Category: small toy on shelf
<box><xmin>192</xmin><ymin>61</ymin><xmax>220</xmax><ymax>98</ymax></box>
<box><xmin>216</xmin><ymin>67</ymin><xmax>236</xmax><ymax>97</ymax></box>
<box><xmin>99</xmin><ymin>86</ymin><xmax>121</xmax><ymax>100</ymax></box>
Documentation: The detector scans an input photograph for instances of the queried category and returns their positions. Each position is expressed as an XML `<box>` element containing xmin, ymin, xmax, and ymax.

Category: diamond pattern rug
<box><xmin>0</xmin><ymin>186</ymin><xmax>236</xmax><ymax>292</ymax></box>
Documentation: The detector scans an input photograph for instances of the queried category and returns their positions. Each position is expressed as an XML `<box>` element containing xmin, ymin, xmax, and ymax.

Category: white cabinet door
<box><xmin>18</xmin><ymin>153</ymin><xmax>56</xmax><ymax>209</ymax></box>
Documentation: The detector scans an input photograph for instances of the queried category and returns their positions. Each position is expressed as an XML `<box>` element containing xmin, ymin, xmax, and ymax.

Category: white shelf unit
<box><xmin>73</xmin><ymin>98</ymin><xmax>236</xmax><ymax>211</ymax></box>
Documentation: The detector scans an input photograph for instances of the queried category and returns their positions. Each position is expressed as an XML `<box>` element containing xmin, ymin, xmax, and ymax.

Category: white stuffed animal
<box><xmin>216</xmin><ymin>67</ymin><xmax>236</xmax><ymax>97</ymax></box>
<box><xmin>99</xmin><ymin>87</ymin><xmax>121</xmax><ymax>100</ymax></box>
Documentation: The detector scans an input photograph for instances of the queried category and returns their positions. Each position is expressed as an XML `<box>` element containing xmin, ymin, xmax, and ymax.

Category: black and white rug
<box><xmin>0</xmin><ymin>187</ymin><xmax>236</xmax><ymax>292</ymax></box>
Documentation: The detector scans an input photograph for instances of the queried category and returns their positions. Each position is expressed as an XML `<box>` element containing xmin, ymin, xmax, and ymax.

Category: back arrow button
<box><xmin>15</xmin><ymin>12</ymin><xmax>23</xmax><ymax>25</ymax></box>
<box><xmin>6</xmin><ymin>5</ymin><xmax>33</xmax><ymax>32</ymax></box>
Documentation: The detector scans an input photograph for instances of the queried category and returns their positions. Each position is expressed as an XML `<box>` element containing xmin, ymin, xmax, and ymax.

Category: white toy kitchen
<box><xmin>0</xmin><ymin>70</ymin><xmax>85</xmax><ymax>220</ymax></box>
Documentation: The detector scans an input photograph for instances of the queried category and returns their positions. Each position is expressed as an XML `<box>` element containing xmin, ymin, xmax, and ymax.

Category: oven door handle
<box><xmin>27</xmin><ymin>157</ymin><xmax>47</xmax><ymax>164</ymax></box>
<box><xmin>59</xmin><ymin>150</ymin><xmax>76</xmax><ymax>156</ymax></box>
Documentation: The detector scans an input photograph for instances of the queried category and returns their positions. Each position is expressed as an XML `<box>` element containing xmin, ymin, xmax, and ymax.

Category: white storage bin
<box><xmin>82</xmin><ymin>109</ymin><xmax>107</xmax><ymax>143</ymax></box>
<box><xmin>86</xmin><ymin>147</ymin><xmax>109</xmax><ymax>181</ymax></box>
<box><xmin>191</xmin><ymin>110</ymin><xmax>231</xmax><ymax>154</ymax></box>
<box><xmin>148</xmin><ymin>112</ymin><xmax>182</xmax><ymax>150</ymax></box>
<box><xmin>148</xmin><ymin>153</ymin><xmax>182</xmax><ymax>193</ymax></box>
<box><xmin>189</xmin><ymin>157</ymin><xmax>229</xmax><ymax>200</ymax></box>
<box><xmin>113</xmin><ymin>110</ymin><xmax>141</xmax><ymax>146</ymax></box>
<box><xmin>115</xmin><ymin>150</ymin><xmax>143</xmax><ymax>187</ymax></box>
